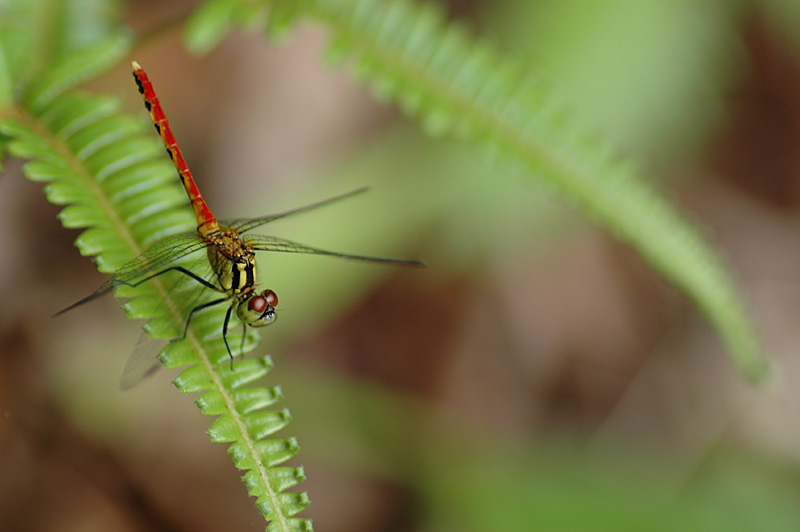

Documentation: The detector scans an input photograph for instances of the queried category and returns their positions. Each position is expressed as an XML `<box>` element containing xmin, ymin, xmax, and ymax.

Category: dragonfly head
<box><xmin>237</xmin><ymin>289</ymin><xmax>278</xmax><ymax>327</ymax></box>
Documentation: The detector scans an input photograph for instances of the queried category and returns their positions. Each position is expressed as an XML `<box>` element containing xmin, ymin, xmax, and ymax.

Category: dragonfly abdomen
<box><xmin>131</xmin><ymin>61</ymin><xmax>219</xmax><ymax>237</ymax></box>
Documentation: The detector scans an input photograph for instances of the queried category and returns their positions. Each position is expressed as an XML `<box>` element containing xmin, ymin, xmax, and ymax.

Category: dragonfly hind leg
<box><xmin>132</xmin><ymin>265</ymin><xmax>220</xmax><ymax>292</ymax></box>
<box><xmin>55</xmin><ymin>266</ymin><xmax>223</xmax><ymax>317</ymax></box>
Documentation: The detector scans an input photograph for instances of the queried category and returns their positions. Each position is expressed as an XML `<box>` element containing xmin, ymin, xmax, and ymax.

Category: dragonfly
<box><xmin>57</xmin><ymin>61</ymin><xmax>424</xmax><ymax>366</ymax></box>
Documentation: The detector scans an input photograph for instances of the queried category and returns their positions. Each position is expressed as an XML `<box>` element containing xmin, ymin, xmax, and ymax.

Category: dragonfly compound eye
<box><xmin>264</xmin><ymin>289</ymin><xmax>278</xmax><ymax>308</ymax></box>
<box><xmin>237</xmin><ymin>291</ymin><xmax>278</xmax><ymax>327</ymax></box>
<box><xmin>249</xmin><ymin>295</ymin><xmax>267</xmax><ymax>313</ymax></box>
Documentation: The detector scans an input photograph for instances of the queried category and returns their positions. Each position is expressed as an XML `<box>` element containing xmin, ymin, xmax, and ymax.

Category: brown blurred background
<box><xmin>2</xmin><ymin>1</ymin><xmax>800</xmax><ymax>531</ymax></box>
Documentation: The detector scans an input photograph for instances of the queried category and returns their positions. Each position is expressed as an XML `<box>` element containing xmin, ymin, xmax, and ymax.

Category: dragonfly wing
<box><xmin>110</xmin><ymin>231</ymin><xmax>209</xmax><ymax>283</ymax></box>
<box><xmin>119</xmin><ymin>330</ymin><xmax>168</xmax><ymax>390</ymax></box>
<box><xmin>245</xmin><ymin>235</ymin><xmax>426</xmax><ymax>267</ymax></box>
<box><xmin>222</xmin><ymin>187</ymin><xmax>370</xmax><ymax>234</ymax></box>
<box><xmin>55</xmin><ymin>231</ymin><xmax>208</xmax><ymax>315</ymax></box>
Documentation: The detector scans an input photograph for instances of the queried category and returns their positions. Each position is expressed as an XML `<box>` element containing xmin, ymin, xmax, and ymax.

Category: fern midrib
<box><xmin>203</xmin><ymin>345</ymin><xmax>290</xmax><ymax>529</ymax></box>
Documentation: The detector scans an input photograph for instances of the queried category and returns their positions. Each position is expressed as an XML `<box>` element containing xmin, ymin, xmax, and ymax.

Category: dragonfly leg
<box><xmin>55</xmin><ymin>266</ymin><xmax>221</xmax><ymax>317</ymax></box>
<box><xmin>183</xmin><ymin>297</ymin><xmax>227</xmax><ymax>337</ymax></box>
<box><xmin>222</xmin><ymin>306</ymin><xmax>235</xmax><ymax>370</ymax></box>
<box><xmin>239</xmin><ymin>320</ymin><xmax>247</xmax><ymax>359</ymax></box>
<box><xmin>129</xmin><ymin>266</ymin><xmax>219</xmax><ymax>291</ymax></box>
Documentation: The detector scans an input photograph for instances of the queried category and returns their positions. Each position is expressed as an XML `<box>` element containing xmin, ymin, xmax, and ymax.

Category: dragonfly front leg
<box><xmin>183</xmin><ymin>297</ymin><xmax>227</xmax><ymax>337</ymax></box>
<box><xmin>239</xmin><ymin>320</ymin><xmax>247</xmax><ymax>359</ymax></box>
<box><xmin>222</xmin><ymin>306</ymin><xmax>236</xmax><ymax>369</ymax></box>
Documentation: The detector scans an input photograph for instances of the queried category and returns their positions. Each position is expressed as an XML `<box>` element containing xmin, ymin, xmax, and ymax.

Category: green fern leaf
<box><xmin>2</xmin><ymin>1</ymin><xmax>311</xmax><ymax>528</ymax></box>
<box><xmin>27</xmin><ymin>34</ymin><xmax>131</xmax><ymax>110</ymax></box>
<box><xmin>184</xmin><ymin>0</ymin><xmax>237</xmax><ymax>55</ymax></box>
<box><xmin>0</xmin><ymin>0</ymin><xmax>128</xmax><ymax>93</ymax></box>
<box><xmin>238</xmin><ymin>0</ymin><xmax>767</xmax><ymax>382</ymax></box>
<box><xmin>184</xmin><ymin>0</ymin><xmax>302</xmax><ymax>53</ymax></box>
<box><xmin>1</xmin><ymin>87</ymin><xmax>312</xmax><ymax>530</ymax></box>
<box><xmin>0</xmin><ymin>41</ymin><xmax>12</xmax><ymax>108</ymax></box>
<box><xmin>263</xmin><ymin>0</ymin><xmax>307</xmax><ymax>38</ymax></box>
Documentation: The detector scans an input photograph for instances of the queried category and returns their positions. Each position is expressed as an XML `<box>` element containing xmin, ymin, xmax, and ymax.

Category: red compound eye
<box><xmin>248</xmin><ymin>295</ymin><xmax>267</xmax><ymax>313</ymax></box>
<box><xmin>264</xmin><ymin>289</ymin><xmax>278</xmax><ymax>307</ymax></box>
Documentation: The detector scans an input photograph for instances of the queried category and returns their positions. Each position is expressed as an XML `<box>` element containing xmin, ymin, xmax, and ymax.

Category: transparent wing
<box><xmin>121</xmin><ymin>252</ymin><xmax>225</xmax><ymax>390</ymax></box>
<box><xmin>221</xmin><ymin>187</ymin><xmax>369</xmax><ymax>234</ymax></box>
<box><xmin>245</xmin><ymin>234</ymin><xmax>426</xmax><ymax>267</ymax></box>
<box><xmin>119</xmin><ymin>331</ymin><xmax>168</xmax><ymax>390</ymax></box>
<box><xmin>55</xmin><ymin>231</ymin><xmax>209</xmax><ymax>315</ymax></box>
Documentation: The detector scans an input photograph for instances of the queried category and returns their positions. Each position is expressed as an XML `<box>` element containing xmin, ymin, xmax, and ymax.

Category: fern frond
<box><xmin>0</xmin><ymin>0</ymin><xmax>128</xmax><ymax>95</ymax></box>
<box><xmin>26</xmin><ymin>33</ymin><xmax>133</xmax><ymax>111</ymax></box>
<box><xmin>1</xmin><ymin>87</ymin><xmax>311</xmax><ymax>530</ymax></box>
<box><xmin>1</xmin><ymin>0</ymin><xmax>313</xmax><ymax>528</ymax></box>
<box><xmin>214</xmin><ymin>0</ymin><xmax>766</xmax><ymax>381</ymax></box>
<box><xmin>184</xmin><ymin>0</ymin><xmax>237</xmax><ymax>55</ymax></box>
<box><xmin>185</xmin><ymin>0</ymin><xmax>281</xmax><ymax>54</ymax></box>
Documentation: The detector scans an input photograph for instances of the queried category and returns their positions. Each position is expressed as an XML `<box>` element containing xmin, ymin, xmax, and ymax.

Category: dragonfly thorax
<box><xmin>205</xmin><ymin>231</ymin><xmax>258</xmax><ymax>295</ymax></box>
